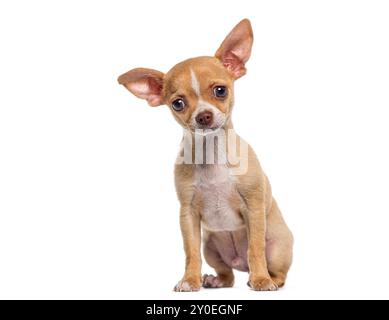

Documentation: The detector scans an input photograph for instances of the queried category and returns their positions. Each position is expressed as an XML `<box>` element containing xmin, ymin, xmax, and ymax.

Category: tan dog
<box><xmin>118</xmin><ymin>19</ymin><xmax>293</xmax><ymax>291</ymax></box>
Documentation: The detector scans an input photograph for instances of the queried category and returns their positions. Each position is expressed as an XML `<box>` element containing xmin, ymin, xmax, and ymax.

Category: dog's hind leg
<box><xmin>202</xmin><ymin>233</ymin><xmax>235</xmax><ymax>288</ymax></box>
<box><xmin>265</xmin><ymin>199</ymin><xmax>294</xmax><ymax>288</ymax></box>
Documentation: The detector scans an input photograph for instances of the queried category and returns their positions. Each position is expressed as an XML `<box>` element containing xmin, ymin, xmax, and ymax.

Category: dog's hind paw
<box><xmin>202</xmin><ymin>274</ymin><xmax>234</xmax><ymax>288</ymax></box>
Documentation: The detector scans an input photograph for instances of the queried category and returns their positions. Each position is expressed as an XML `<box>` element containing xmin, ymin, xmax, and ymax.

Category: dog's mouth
<box><xmin>189</xmin><ymin>109</ymin><xmax>228</xmax><ymax>135</ymax></box>
<box><xmin>191</xmin><ymin>122</ymin><xmax>226</xmax><ymax>135</ymax></box>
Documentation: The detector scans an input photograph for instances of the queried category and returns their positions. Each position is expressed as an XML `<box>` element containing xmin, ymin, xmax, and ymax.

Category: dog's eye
<box><xmin>213</xmin><ymin>86</ymin><xmax>227</xmax><ymax>99</ymax></box>
<box><xmin>171</xmin><ymin>98</ymin><xmax>186</xmax><ymax>111</ymax></box>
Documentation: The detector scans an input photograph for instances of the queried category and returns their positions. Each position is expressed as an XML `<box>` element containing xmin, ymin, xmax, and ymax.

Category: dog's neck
<box><xmin>179</xmin><ymin>118</ymin><xmax>238</xmax><ymax>166</ymax></box>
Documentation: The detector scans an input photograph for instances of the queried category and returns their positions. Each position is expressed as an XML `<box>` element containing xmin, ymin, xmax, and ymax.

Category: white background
<box><xmin>1</xmin><ymin>0</ymin><xmax>389</xmax><ymax>300</ymax></box>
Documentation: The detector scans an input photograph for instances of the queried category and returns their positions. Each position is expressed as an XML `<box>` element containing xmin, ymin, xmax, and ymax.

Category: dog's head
<box><xmin>118</xmin><ymin>19</ymin><xmax>253</xmax><ymax>133</ymax></box>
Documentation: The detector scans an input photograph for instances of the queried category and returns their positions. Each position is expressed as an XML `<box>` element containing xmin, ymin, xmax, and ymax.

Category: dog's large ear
<box><xmin>118</xmin><ymin>68</ymin><xmax>165</xmax><ymax>107</ymax></box>
<box><xmin>215</xmin><ymin>19</ymin><xmax>253</xmax><ymax>79</ymax></box>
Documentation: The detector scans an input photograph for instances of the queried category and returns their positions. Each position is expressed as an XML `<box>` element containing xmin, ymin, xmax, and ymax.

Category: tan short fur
<box><xmin>118</xmin><ymin>19</ymin><xmax>293</xmax><ymax>291</ymax></box>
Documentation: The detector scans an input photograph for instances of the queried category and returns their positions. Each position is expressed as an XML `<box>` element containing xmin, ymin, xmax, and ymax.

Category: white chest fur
<box><xmin>194</xmin><ymin>164</ymin><xmax>245</xmax><ymax>232</ymax></box>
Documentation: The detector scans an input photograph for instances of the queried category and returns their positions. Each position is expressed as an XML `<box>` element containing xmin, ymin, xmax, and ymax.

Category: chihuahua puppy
<box><xmin>118</xmin><ymin>19</ymin><xmax>293</xmax><ymax>291</ymax></box>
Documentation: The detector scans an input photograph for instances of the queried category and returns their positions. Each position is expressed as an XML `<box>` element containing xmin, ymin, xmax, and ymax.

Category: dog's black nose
<box><xmin>195</xmin><ymin>111</ymin><xmax>213</xmax><ymax>126</ymax></box>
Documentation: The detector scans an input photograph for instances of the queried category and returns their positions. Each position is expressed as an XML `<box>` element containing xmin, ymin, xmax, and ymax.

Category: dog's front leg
<box><xmin>174</xmin><ymin>205</ymin><xmax>202</xmax><ymax>292</ymax></box>
<box><xmin>242</xmin><ymin>193</ymin><xmax>278</xmax><ymax>291</ymax></box>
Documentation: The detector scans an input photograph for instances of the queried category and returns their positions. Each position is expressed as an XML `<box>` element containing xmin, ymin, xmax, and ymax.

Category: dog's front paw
<box><xmin>248</xmin><ymin>276</ymin><xmax>278</xmax><ymax>291</ymax></box>
<box><xmin>174</xmin><ymin>277</ymin><xmax>201</xmax><ymax>292</ymax></box>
